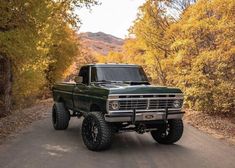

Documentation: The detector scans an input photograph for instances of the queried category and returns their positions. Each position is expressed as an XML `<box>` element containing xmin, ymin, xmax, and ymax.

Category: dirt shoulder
<box><xmin>184</xmin><ymin>109</ymin><xmax>235</xmax><ymax>144</ymax></box>
<box><xmin>0</xmin><ymin>99</ymin><xmax>53</xmax><ymax>144</ymax></box>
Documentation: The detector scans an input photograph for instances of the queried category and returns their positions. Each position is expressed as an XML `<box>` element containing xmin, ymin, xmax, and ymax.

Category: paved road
<box><xmin>0</xmin><ymin>113</ymin><xmax>234</xmax><ymax>168</ymax></box>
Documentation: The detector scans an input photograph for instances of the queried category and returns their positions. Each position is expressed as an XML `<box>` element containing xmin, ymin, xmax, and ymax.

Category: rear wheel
<box><xmin>82</xmin><ymin>112</ymin><xmax>113</xmax><ymax>151</ymax></box>
<box><xmin>151</xmin><ymin>119</ymin><xmax>183</xmax><ymax>144</ymax></box>
<box><xmin>52</xmin><ymin>102</ymin><xmax>70</xmax><ymax>130</ymax></box>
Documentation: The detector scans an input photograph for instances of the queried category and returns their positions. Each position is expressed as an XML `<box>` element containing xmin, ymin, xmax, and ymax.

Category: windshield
<box><xmin>91</xmin><ymin>66</ymin><xmax>148</xmax><ymax>83</ymax></box>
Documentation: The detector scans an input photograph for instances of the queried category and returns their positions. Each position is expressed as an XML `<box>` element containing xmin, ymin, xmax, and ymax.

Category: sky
<box><xmin>76</xmin><ymin>0</ymin><xmax>145</xmax><ymax>39</ymax></box>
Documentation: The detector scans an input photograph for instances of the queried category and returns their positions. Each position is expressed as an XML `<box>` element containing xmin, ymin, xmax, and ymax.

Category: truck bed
<box><xmin>53</xmin><ymin>82</ymin><xmax>76</xmax><ymax>110</ymax></box>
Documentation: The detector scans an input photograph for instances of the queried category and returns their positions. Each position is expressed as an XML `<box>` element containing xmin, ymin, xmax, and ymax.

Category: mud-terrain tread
<box><xmin>52</xmin><ymin>102</ymin><xmax>70</xmax><ymax>130</ymax></box>
<box><xmin>82</xmin><ymin>112</ymin><xmax>112</xmax><ymax>151</ymax></box>
<box><xmin>151</xmin><ymin>119</ymin><xmax>183</xmax><ymax>144</ymax></box>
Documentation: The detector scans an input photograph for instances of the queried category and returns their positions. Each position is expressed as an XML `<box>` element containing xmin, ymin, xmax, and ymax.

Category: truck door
<box><xmin>73</xmin><ymin>66</ymin><xmax>90</xmax><ymax>112</ymax></box>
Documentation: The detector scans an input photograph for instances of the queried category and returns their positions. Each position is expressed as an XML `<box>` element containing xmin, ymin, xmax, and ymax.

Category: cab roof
<box><xmin>86</xmin><ymin>63</ymin><xmax>140</xmax><ymax>67</ymax></box>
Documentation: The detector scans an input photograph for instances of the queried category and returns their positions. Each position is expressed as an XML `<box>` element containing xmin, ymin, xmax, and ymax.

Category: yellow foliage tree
<box><xmin>0</xmin><ymin>0</ymin><xmax>98</xmax><ymax>110</ymax></box>
<box><xmin>102</xmin><ymin>0</ymin><xmax>234</xmax><ymax>115</ymax></box>
<box><xmin>166</xmin><ymin>0</ymin><xmax>235</xmax><ymax>114</ymax></box>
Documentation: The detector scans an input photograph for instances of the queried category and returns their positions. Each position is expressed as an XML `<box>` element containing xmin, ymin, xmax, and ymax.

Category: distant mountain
<box><xmin>79</xmin><ymin>32</ymin><xmax>124</xmax><ymax>55</ymax></box>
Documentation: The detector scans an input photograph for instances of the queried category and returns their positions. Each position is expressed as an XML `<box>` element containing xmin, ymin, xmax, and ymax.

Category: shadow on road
<box><xmin>63</xmin><ymin>120</ymin><xmax>192</xmax><ymax>154</ymax></box>
<box><xmin>56</xmin><ymin>121</ymin><xmax>211</xmax><ymax>168</ymax></box>
<box><xmin>1</xmin><ymin>118</ymin><xmax>234</xmax><ymax>168</ymax></box>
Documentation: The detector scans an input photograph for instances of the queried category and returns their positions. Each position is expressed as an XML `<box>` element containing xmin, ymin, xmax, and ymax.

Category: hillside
<box><xmin>79</xmin><ymin>32</ymin><xmax>124</xmax><ymax>55</ymax></box>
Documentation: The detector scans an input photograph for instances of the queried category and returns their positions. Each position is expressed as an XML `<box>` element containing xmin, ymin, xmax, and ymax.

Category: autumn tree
<box><xmin>0</xmin><ymin>0</ymin><xmax>98</xmax><ymax>113</ymax></box>
<box><xmin>166</xmin><ymin>0</ymin><xmax>235</xmax><ymax>114</ymax></box>
<box><xmin>102</xmin><ymin>0</ymin><xmax>234</xmax><ymax>115</ymax></box>
<box><xmin>127</xmin><ymin>0</ymin><xmax>174</xmax><ymax>84</ymax></box>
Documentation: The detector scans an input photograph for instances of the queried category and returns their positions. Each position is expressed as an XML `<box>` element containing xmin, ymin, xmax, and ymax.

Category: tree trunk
<box><xmin>0</xmin><ymin>56</ymin><xmax>12</xmax><ymax>117</ymax></box>
<box><xmin>4</xmin><ymin>58</ymin><xmax>12</xmax><ymax>114</ymax></box>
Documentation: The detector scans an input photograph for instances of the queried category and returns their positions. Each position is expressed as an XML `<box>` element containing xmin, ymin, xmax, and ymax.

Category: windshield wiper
<box><xmin>123</xmin><ymin>81</ymin><xmax>150</xmax><ymax>85</ymax></box>
<box><xmin>93</xmin><ymin>80</ymin><xmax>112</xmax><ymax>84</ymax></box>
<box><xmin>93</xmin><ymin>80</ymin><xmax>121</xmax><ymax>84</ymax></box>
<box><xmin>93</xmin><ymin>80</ymin><xmax>127</xmax><ymax>84</ymax></box>
<box><xmin>93</xmin><ymin>80</ymin><xmax>149</xmax><ymax>85</ymax></box>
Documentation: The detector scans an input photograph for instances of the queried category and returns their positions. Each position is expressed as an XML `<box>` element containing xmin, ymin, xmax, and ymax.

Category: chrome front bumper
<box><xmin>105</xmin><ymin>110</ymin><xmax>184</xmax><ymax>122</ymax></box>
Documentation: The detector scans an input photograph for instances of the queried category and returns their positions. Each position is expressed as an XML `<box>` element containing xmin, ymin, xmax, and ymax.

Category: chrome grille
<box><xmin>118</xmin><ymin>99</ymin><xmax>148</xmax><ymax>110</ymax></box>
<box><xmin>108</xmin><ymin>94</ymin><xmax>184</xmax><ymax>111</ymax></box>
<box><xmin>149</xmin><ymin>99</ymin><xmax>176</xmax><ymax>109</ymax></box>
<box><xmin>117</xmin><ymin>99</ymin><xmax>181</xmax><ymax>110</ymax></box>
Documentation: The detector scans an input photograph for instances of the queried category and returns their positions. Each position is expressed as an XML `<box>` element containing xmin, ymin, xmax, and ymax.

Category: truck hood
<box><xmin>98</xmin><ymin>84</ymin><xmax>182</xmax><ymax>94</ymax></box>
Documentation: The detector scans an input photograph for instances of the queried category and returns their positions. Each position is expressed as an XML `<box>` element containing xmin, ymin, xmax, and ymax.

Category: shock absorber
<box><xmin>136</xmin><ymin>124</ymin><xmax>146</xmax><ymax>134</ymax></box>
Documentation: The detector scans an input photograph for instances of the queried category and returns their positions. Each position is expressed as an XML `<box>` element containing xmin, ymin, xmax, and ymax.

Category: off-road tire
<box><xmin>82</xmin><ymin>112</ymin><xmax>113</xmax><ymax>151</ymax></box>
<box><xmin>151</xmin><ymin>119</ymin><xmax>183</xmax><ymax>144</ymax></box>
<box><xmin>52</xmin><ymin>102</ymin><xmax>70</xmax><ymax>130</ymax></box>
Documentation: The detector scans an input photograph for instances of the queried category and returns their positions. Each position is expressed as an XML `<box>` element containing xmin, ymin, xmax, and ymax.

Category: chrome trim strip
<box><xmin>109</xmin><ymin>93</ymin><xmax>183</xmax><ymax>96</ymax></box>
<box><xmin>108</xmin><ymin>108</ymin><xmax>182</xmax><ymax>113</ymax></box>
<box><xmin>106</xmin><ymin>99</ymin><xmax>109</xmax><ymax>113</ymax></box>
<box><xmin>108</xmin><ymin>97</ymin><xmax>183</xmax><ymax>101</ymax></box>
<box><xmin>105</xmin><ymin>112</ymin><xmax>184</xmax><ymax>122</ymax></box>
<box><xmin>53</xmin><ymin>89</ymin><xmax>73</xmax><ymax>95</ymax></box>
<box><xmin>54</xmin><ymin>89</ymin><xmax>106</xmax><ymax>100</ymax></box>
<box><xmin>89</xmin><ymin>66</ymin><xmax>91</xmax><ymax>85</ymax></box>
<box><xmin>146</xmin><ymin>98</ymin><xmax>150</xmax><ymax>109</ymax></box>
<box><xmin>73</xmin><ymin>93</ymin><xmax>106</xmax><ymax>100</ymax></box>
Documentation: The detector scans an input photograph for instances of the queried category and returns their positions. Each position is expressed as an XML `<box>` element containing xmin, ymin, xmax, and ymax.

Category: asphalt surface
<box><xmin>0</xmin><ymin>113</ymin><xmax>234</xmax><ymax>168</ymax></box>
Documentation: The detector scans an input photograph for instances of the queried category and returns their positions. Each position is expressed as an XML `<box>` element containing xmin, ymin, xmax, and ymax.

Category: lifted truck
<box><xmin>52</xmin><ymin>64</ymin><xmax>184</xmax><ymax>151</ymax></box>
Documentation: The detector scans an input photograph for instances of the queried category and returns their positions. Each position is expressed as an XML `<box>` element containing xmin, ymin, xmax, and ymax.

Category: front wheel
<box><xmin>151</xmin><ymin>119</ymin><xmax>183</xmax><ymax>144</ymax></box>
<box><xmin>82</xmin><ymin>112</ymin><xmax>113</xmax><ymax>151</ymax></box>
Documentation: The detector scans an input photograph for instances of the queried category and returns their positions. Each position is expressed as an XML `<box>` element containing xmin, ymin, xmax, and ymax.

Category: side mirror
<box><xmin>74</xmin><ymin>76</ymin><xmax>83</xmax><ymax>83</ymax></box>
<box><xmin>148</xmin><ymin>76</ymin><xmax>152</xmax><ymax>82</ymax></box>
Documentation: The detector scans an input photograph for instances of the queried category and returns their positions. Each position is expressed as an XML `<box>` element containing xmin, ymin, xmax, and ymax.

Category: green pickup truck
<box><xmin>52</xmin><ymin>64</ymin><xmax>184</xmax><ymax>151</ymax></box>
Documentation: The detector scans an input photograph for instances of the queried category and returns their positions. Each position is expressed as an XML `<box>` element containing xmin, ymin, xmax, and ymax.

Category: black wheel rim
<box><xmin>83</xmin><ymin>117</ymin><xmax>99</xmax><ymax>143</ymax></box>
<box><xmin>161</xmin><ymin>123</ymin><xmax>170</xmax><ymax>138</ymax></box>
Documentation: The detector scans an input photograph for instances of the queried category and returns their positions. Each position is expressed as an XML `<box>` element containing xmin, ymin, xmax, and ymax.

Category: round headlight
<box><xmin>110</xmin><ymin>101</ymin><xmax>119</xmax><ymax>110</ymax></box>
<box><xmin>173</xmin><ymin>100</ymin><xmax>181</xmax><ymax>108</ymax></box>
